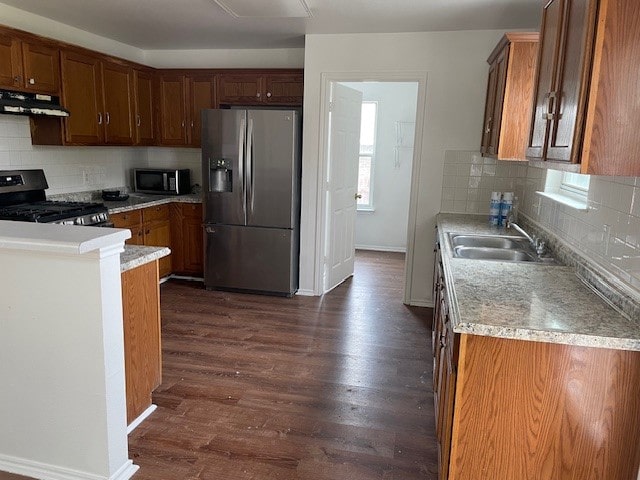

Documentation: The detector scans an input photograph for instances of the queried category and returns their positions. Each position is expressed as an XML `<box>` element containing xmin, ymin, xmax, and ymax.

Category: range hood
<box><xmin>0</xmin><ymin>89</ymin><xmax>69</xmax><ymax>117</ymax></box>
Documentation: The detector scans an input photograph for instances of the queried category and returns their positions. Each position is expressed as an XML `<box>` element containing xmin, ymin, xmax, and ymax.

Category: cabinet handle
<box><xmin>105</xmin><ymin>112</ymin><xmax>110</xmax><ymax>125</ymax></box>
<box><xmin>191</xmin><ymin>120</ymin><xmax>194</xmax><ymax>128</ymax></box>
<box><xmin>181</xmin><ymin>120</ymin><xmax>185</xmax><ymax>128</ymax></box>
<box><xmin>544</xmin><ymin>91</ymin><xmax>557</xmax><ymax>120</ymax></box>
<box><xmin>98</xmin><ymin>112</ymin><xmax>103</xmax><ymax>125</ymax></box>
<box><xmin>146</xmin><ymin>230</ymin><xmax>150</xmax><ymax>235</ymax></box>
<box><xmin>266</xmin><ymin>92</ymin><xmax>272</xmax><ymax>98</ymax></box>
<box><xmin>256</xmin><ymin>92</ymin><xmax>261</xmax><ymax>98</ymax></box>
<box><xmin>485</xmin><ymin>117</ymin><xmax>492</xmax><ymax>134</ymax></box>
<box><xmin>13</xmin><ymin>75</ymin><xmax>21</xmax><ymax>83</ymax></box>
<box><xmin>440</xmin><ymin>335</ymin><xmax>447</xmax><ymax>349</ymax></box>
<box><xmin>136</xmin><ymin>114</ymin><xmax>141</xmax><ymax>127</ymax></box>
<box><xmin>28</xmin><ymin>78</ymin><xmax>35</xmax><ymax>85</ymax></box>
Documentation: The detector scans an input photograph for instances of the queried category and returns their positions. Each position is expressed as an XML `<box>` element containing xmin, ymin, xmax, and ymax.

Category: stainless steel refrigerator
<box><xmin>202</xmin><ymin>109</ymin><xmax>301</xmax><ymax>296</ymax></box>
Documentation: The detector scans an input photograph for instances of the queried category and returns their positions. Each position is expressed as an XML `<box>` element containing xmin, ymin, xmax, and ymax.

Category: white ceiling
<box><xmin>0</xmin><ymin>0</ymin><xmax>541</xmax><ymax>50</ymax></box>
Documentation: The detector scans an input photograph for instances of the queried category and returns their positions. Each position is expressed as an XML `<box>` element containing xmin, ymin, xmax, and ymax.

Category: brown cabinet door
<box><xmin>545</xmin><ymin>0</ymin><xmax>594</xmax><ymax>163</ymax></box>
<box><xmin>102</xmin><ymin>62</ymin><xmax>134</xmax><ymax>145</ymax></box>
<box><xmin>188</xmin><ymin>75</ymin><xmax>216</xmax><ymax>147</ymax></box>
<box><xmin>21</xmin><ymin>41</ymin><xmax>60</xmax><ymax>94</ymax></box>
<box><xmin>527</xmin><ymin>0</ymin><xmax>595</xmax><ymax>164</ymax></box>
<box><xmin>487</xmin><ymin>47</ymin><xmax>508</xmax><ymax>156</ymax></box>
<box><xmin>159</xmin><ymin>74</ymin><xmax>188</xmax><ymax>145</ymax></box>
<box><xmin>480</xmin><ymin>62</ymin><xmax>499</xmax><ymax>155</ymax></box>
<box><xmin>134</xmin><ymin>70</ymin><xmax>155</xmax><ymax>145</ymax></box>
<box><xmin>528</xmin><ymin>0</ymin><xmax>563</xmax><ymax>160</ymax></box>
<box><xmin>218</xmin><ymin>73</ymin><xmax>264</xmax><ymax>105</ymax></box>
<box><xmin>182</xmin><ymin>204</ymin><xmax>203</xmax><ymax>274</ymax></box>
<box><xmin>121</xmin><ymin>261</ymin><xmax>161</xmax><ymax>424</ymax></box>
<box><xmin>61</xmin><ymin>50</ymin><xmax>104</xmax><ymax>144</ymax></box>
<box><xmin>144</xmin><ymin>219</ymin><xmax>172</xmax><ymax>278</ymax></box>
<box><xmin>264</xmin><ymin>73</ymin><xmax>303</xmax><ymax>105</ymax></box>
<box><xmin>0</xmin><ymin>34</ymin><xmax>23</xmax><ymax>90</ymax></box>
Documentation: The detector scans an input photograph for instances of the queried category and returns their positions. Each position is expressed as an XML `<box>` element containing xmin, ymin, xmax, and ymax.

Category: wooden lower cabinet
<box><xmin>121</xmin><ymin>260</ymin><xmax>161</xmax><ymax>425</ymax></box>
<box><xmin>447</xmin><ymin>335</ymin><xmax>640</xmax><ymax>479</ymax></box>
<box><xmin>170</xmin><ymin>203</ymin><xmax>203</xmax><ymax>276</ymax></box>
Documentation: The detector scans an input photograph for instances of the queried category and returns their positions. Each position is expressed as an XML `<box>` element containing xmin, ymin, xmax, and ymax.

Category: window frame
<box><xmin>357</xmin><ymin>101</ymin><xmax>378</xmax><ymax>211</ymax></box>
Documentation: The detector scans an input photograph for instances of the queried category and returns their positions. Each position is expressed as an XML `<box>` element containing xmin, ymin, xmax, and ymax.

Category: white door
<box><xmin>324</xmin><ymin>82</ymin><xmax>363</xmax><ymax>292</ymax></box>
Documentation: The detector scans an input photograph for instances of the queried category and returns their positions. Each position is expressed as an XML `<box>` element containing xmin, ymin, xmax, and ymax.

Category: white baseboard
<box><xmin>355</xmin><ymin>245</ymin><xmax>407</xmax><ymax>253</ymax></box>
<box><xmin>127</xmin><ymin>404</ymin><xmax>157</xmax><ymax>434</ymax></box>
<box><xmin>295</xmin><ymin>289</ymin><xmax>317</xmax><ymax>296</ymax></box>
<box><xmin>407</xmin><ymin>299</ymin><xmax>434</xmax><ymax>308</ymax></box>
<box><xmin>0</xmin><ymin>454</ymin><xmax>138</xmax><ymax>480</ymax></box>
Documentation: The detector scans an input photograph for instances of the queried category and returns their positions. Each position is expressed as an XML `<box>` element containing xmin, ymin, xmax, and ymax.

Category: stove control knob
<box><xmin>91</xmin><ymin>215</ymin><xmax>99</xmax><ymax>223</ymax></box>
<box><xmin>75</xmin><ymin>217</ymin><xmax>84</xmax><ymax>225</ymax></box>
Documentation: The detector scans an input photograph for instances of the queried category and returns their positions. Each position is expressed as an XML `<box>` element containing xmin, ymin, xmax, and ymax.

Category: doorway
<box><xmin>321</xmin><ymin>77</ymin><xmax>424</xmax><ymax>300</ymax></box>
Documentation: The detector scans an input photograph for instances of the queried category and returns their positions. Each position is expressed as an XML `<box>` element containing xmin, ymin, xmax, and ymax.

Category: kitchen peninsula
<box><xmin>0</xmin><ymin>220</ymin><xmax>167</xmax><ymax>480</ymax></box>
<box><xmin>0</xmin><ymin>221</ymin><xmax>134</xmax><ymax>479</ymax></box>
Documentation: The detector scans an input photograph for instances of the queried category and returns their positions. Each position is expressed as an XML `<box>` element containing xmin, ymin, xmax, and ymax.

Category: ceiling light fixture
<box><xmin>212</xmin><ymin>0</ymin><xmax>312</xmax><ymax>18</ymax></box>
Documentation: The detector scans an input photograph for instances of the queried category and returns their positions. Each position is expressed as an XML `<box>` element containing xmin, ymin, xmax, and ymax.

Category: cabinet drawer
<box><xmin>142</xmin><ymin>204</ymin><xmax>170</xmax><ymax>222</ymax></box>
<box><xmin>111</xmin><ymin>210</ymin><xmax>142</xmax><ymax>228</ymax></box>
<box><xmin>182</xmin><ymin>203</ymin><xmax>202</xmax><ymax>219</ymax></box>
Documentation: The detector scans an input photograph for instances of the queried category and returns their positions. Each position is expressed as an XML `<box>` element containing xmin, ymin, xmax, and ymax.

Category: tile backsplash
<box><xmin>0</xmin><ymin>116</ymin><xmax>202</xmax><ymax>194</ymax></box>
<box><xmin>441</xmin><ymin>149</ymin><xmax>640</xmax><ymax>294</ymax></box>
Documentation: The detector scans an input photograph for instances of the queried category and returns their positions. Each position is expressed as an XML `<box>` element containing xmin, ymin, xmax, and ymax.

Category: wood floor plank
<box><xmin>129</xmin><ymin>251</ymin><xmax>437</xmax><ymax>479</ymax></box>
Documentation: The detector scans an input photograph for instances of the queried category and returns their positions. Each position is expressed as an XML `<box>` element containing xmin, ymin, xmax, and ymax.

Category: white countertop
<box><xmin>0</xmin><ymin>220</ymin><xmax>130</xmax><ymax>254</ymax></box>
<box><xmin>437</xmin><ymin>214</ymin><xmax>640</xmax><ymax>352</ymax></box>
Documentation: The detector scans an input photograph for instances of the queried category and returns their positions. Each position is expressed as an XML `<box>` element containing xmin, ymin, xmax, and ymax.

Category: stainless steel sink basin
<box><xmin>453</xmin><ymin>246</ymin><xmax>538</xmax><ymax>262</ymax></box>
<box><xmin>449</xmin><ymin>233</ymin><xmax>530</xmax><ymax>249</ymax></box>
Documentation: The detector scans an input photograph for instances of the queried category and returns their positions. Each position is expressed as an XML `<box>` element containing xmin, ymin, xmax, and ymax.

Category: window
<box><xmin>561</xmin><ymin>172</ymin><xmax>590</xmax><ymax>196</ymax></box>
<box><xmin>538</xmin><ymin>169</ymin><xmax>591</xmax><ymax>211</ymax></box>
<box><xmin>357</xmin><ymin>102</ymin><xmax>377</xmax><ymax>210</ymax></box>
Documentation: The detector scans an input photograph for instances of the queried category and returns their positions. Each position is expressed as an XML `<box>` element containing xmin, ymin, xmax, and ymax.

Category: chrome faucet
<box><xmin>507</xmin><ymin>221</ymin><xmax>547</xmax><ymax>256</ymax></box>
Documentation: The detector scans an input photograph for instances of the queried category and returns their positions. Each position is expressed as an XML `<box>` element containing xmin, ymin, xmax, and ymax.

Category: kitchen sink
<box><xmin>449</xmin><ymin>233</ymin><xmax>530</xmax><ymax>249</ymax></box>
<box><xmin>453</xmin><ymin>246</ymin><xmax>538</xmax><ymax>262</ymax></box>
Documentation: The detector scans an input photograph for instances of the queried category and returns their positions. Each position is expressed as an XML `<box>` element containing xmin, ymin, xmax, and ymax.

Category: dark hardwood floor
<box><xmin>128</xmin><ymin>250</ymin><xmax>437</xmax><ymax>479</ymax></box>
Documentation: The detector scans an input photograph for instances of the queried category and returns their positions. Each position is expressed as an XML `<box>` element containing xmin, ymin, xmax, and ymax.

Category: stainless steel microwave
<box><xmin>134</xmin><ymin>169</ymin><xmax>191</xmax><ymax>195</ymax></box>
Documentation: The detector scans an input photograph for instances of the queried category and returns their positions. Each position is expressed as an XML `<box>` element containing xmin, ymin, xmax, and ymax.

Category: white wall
<box><xmin>341</xmin><ymin>81</ymin><xmax>418</xmax><ymax>252</ymax></box>
<box><xmin>300</xmin><ymin>31</ymin><xmax>504</xmax><ymax>304</ymax></box>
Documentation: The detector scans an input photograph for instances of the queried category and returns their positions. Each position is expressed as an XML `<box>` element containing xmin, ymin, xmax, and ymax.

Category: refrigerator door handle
<box><xmin>205</xmin><ymin>226</ymin><xmax>216</xmax><ymax>234</ymax></box>
<box><xmin>246</xmin><ymin>117</ymin><xmax>255</xmax><ymax>221</ymax></box>
<box><xmin>238</xmin><ymin>117</ymin><xmax>247</xmax><ymax>222</ymax></box>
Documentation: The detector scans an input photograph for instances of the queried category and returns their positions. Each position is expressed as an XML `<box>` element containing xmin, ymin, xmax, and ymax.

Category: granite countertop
<box><xmin>437</xmin><ymin>213</ymin><xmax>640</xmax><ymax>352</ymax></box>
<box><xmin>103</xmin><ymin>193</ymin><xmax>201</xmax><ymax>214</ymax></box>
<box><xmin>120</xmin><ymin>245</ymin><xmax>171</xmax><ymax>273</ymax></box>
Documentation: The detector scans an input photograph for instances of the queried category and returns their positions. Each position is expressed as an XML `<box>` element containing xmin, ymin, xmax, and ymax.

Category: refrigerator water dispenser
<box><xmin>209</xmin><ymin>158</ymin><xmax>232</xmax><ymax>192</ymax></box>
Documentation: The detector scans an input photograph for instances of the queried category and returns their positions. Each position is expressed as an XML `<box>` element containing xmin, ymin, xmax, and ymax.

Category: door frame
<box><xmin>315</xmin><ymin>71</ymin><xmax>428</xmax><ymax>304</ymax></box>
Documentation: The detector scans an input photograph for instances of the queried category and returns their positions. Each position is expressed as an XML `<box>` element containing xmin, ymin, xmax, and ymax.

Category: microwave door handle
<box><xmin>238</xmin><ymin>117</ymin><xmax>246</xmax><ymax>223</ymax></box>
<box><xmin>174</xmin><ymin>170</ymin><xmax>179</xmax><ymax>194</ymax></box>
<box><xmin>162</xmin><ymin>173</ymin><xmax>168</xmax><ymax>191</ymax></box>
<box><xmin>246</xmin><ymin>117</ymin><xmax>254</xmax><ymax>222</ymax></box>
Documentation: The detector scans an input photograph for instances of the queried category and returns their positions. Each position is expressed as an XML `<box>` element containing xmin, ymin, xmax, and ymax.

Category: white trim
<box><xmin>535</xmin><ymin>191</ymin><xmax>589</xmax><ymax>211</ymax></box>
<box><xmin>356</xmin><ymin>206</ymin><xmax>376</xmax><ymax>213</ymax></box>
<box><xmin>295</xmin><ymin>289</ymin><xmax>316</xmax><ymax>296</ymax></box>
<box><xmin>127</xmin><ymin>404</ymin><xmax>157</xmax><ymax>434</ymax></box>
<box><xmin>407</xmin><ymin>299</ymin><xmax>434</xmax><ymax>308</ymax></box>
<box><xmin>355</xmin><ymin>245</ymin><xmax>407</xmax><ymax>253</ymax></box>
<box><xmin>314</xmin><ymin>71</ymin><xmax>427</xmax><ymax>305</ymax></box>
<box><xmin>0</xmin><ymin>454</ymin><xmax>138</xmax><ymax>480</ymax></box>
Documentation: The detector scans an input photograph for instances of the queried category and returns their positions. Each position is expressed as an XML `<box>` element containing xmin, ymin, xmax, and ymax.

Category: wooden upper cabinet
<box><xmin>101</xmin><ymin>62</ymin><xmax>134</xmax><ymax>145</ymax></box>
<box><xmin>158</xmin><ymin>73</ymin><xmax>216</xmax><ymax>147</ymax></box>
<box><xmin>527</xmin><ymin>0</ymin><xmax>640</xmax><ymax>175</ymax></box>
<box><xmin>159</xmin><ymin>74</ymin><xmax>188</xmax><ymax>146</ymax></box>
<box><xmin>481</xmin><ymin>33</ymin><xmax>539</xmax><ymax>161</ymax></box>
<box><xmin>188</xmin><ymin>75</ymin><xmax>216</xmax><ymax>147</ymax></box>
<box><xmin>0</xmin><ymin>34</ymin><xmax>23</xmax><ymax>90</ymax></box>
<box><xmin>61</xmin><ymin>50</ymin><xmax>104</xmax><ymax>144</ymax></box>
<box><xmin>21</xmin><ymin>42</ymin><xmax>60</xmax><ymax>94</ymax></box>
<box><xmin>218</xmin><ymin>71</ymin><xmax>303</xmax><ymax>106</ymax></box>
<box><xmin>264</xmin><ymin>73</ymin><xmax>304</xmax><ymax>105</ymax></box>
<box><xmin>134</xmin><ymin>70</ymin><xmax>155</xmax><ymax>145</ymax></box>
<box><xmin>0</xmin><ymin>34</ymin><xmax>60</xmax><ymax>95</ymax></box>
<box><xmin>218</xmin><ymin>73</ymin><xmax>263</xmax><ymax>105</ymax></box>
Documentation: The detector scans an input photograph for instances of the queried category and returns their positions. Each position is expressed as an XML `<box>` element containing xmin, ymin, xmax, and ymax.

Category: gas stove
<box><xmin>0</xmin><ymin>170</ymin><xmax>112</xmax><ymax>227</ymax></box>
